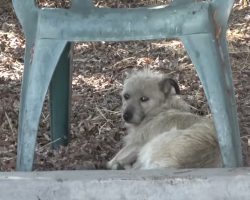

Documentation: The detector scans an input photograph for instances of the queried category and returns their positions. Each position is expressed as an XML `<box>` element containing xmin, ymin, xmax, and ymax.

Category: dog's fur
<box><xmin>107</xmin><ymin>70</ymin><xmax>222</xmax><ymax>170</ymax></box>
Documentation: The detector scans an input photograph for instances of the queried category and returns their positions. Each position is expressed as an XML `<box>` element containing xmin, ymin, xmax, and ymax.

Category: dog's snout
<box><xmin>123</xmin><ymin>111</ymin><xmax>133</xmax><ymax>122</ymax></box>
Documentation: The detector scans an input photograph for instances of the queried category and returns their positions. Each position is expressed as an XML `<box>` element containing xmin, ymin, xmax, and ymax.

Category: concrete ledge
<box><xmin>1</xmin><ymin>168</ymin><xmax>250</xmax><ymax>200</ymax></box>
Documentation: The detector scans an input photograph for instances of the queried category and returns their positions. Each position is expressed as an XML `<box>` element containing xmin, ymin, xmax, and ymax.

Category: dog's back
<box><xmin>134</xmin><ymin>116</ymin><xmax>222</xmax><ymax>169</ymax></box>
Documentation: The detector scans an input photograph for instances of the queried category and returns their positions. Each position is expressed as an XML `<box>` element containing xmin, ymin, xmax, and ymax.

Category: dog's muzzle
<box><xmin>123</xmin><ymin>111</ymin><xmax>133</xmax><ymax>122</ymax></box>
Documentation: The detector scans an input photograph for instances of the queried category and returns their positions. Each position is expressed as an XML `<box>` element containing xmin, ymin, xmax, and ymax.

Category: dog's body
<box><xmin>107</xmin><ymin>70</ymin><xmax>222</xmax><ymax>170</ymax></box>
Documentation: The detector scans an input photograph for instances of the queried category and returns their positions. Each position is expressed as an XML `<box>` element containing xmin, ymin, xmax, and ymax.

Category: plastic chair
<box><xmin>12</xmin><ymin>0</ymin><xmax>242</xmax><ymax>171</ymax></box>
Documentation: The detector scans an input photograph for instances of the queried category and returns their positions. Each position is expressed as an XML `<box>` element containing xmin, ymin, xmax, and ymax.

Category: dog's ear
<box><xmin>159</xmin><ymin>77</ymin><xmax>180</xmax><ymax>96</ymax></box>
<box><xmin>124</xmin><ymin>70</ymin><xmax>131</xmax><ymax>78</ymax></box>
<box><xmin>124</xmin><ymin>68</ymin><xmax>136</xmax><ymax>80</ymax></box>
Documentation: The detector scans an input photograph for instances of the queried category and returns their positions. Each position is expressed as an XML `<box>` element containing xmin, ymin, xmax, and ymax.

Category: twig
<box><xmin>102</xmin><ymin>108</ymin><xmax>121</xmax><ymax>115</ymax></box>
<box><xmin>5</xmin><ymin>112</ymin><xmax>14</xmax><ymax>137</ymax></box>
<box><xmin>96</xmin><ymin>107</ymin><xmax>108</xmax><ymax>121</ymax></box>
<box><xmin>113</xmin><ymin>57</ymin><xmax>135</xmax><ymax>67</ymax></box>
<box><xmin>93</xmin><ymin>85</ymin><xmax>117</xmax><ymax>93</ymax></box>
<box><xmin>41</xmin><ymin>112</ymin><xmax>50</xmax><ymax>123</ymax></box>
<box><xmin>37</xmin><ymin>138</ymin><xmax>62</xmax><ymax>152</ymax></box>
<box><xmin>74</xmin><ymin>58</ymin><xmax>90</xmax><ymax>63</ymax></box>
<box><xmin>240</xmin><ymin>135</ymin><xmax>250</xmax><ymax>139</ymax></box>
<box><xmin>240</xmin><ymin>53</ymin><xmax>250</xmax><ymax>72</ymax></box>
<box><xmin>98</xmin><ymin>122</ymin><xmax>107</xmax><ymax>135</ymax></box>
<box><xmin>229</xmin><ymin>51</ymin><xmax>250</xmax><ymax>54</ymax></box>
<box><xmin>1</xmin><ymin>157</ymin><xmax>15</xmax><ymax>161</ymax></box>
<box><xmin>188</xmin><ymin>105</ymin><xmax>200</xmax><ymax>111</ymax></box>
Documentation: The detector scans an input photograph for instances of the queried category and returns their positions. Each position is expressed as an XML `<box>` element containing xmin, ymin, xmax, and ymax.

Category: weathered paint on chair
<box><xmin>12</xmin><ymin>0</ymin><xmax>242</xmax><ymax>171</ymax></box>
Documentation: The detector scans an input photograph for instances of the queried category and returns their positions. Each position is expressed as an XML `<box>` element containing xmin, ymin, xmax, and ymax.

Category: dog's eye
<box><xmin>140</xmin><ymin>96</ymin><xmax>149</xmax><ymax>102</ymax></box>
<box><xmin>123</xmin><ymin>93</ymin><xmax>130</xmax><ymax>100</ymax></box>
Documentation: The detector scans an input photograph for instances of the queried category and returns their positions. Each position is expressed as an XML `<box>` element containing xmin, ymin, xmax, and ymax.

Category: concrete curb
<box><xmin>1</xmin><ymin>168</ymin><xmax>250</xmax><ymax>200</ymax></box>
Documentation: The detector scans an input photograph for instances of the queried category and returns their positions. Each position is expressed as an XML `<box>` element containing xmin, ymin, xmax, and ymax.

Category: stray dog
<box><xmin>107</xmin><ymin>69</ymin><xmax>222</xmax><ymax>169</ymax></box>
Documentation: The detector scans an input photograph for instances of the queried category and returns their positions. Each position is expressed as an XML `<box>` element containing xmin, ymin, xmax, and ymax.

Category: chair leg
<box><xmin>181</xmin><ymin>33</ymin><xmax>243</xmax><ymax>167</ymax></box>
<box><xmin>49</xmin><ymin>42</ymin><xmax>73</xmax><ymax>149</ymax></box>
<box><xmin>16</xmin><ymin>39</ymin><xmax>67</xmax><ymax>171</ymax></box>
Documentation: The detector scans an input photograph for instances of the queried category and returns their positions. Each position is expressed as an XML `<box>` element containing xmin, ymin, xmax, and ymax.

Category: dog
<box><xmin>107</xmin><ymin>69</ymin><xmax>222</xmax><ymax>170</ymax></box>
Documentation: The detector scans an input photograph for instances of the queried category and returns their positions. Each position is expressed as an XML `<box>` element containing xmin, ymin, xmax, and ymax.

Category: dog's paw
<box><xmin>106</xmin><ymin>161</ymin><xmax>125</xmax><ymax>170</ymax></box>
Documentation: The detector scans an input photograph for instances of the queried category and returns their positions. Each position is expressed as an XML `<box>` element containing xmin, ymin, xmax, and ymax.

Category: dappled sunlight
<box><xmin>72</xmin><ymin>73</ymin><xmax>122</xmax><ymax>91</ymax></box>
<box><xmin>227</xmin><ymin>4</ymin><xmax>250</xmax><ymax>46</ymax></box>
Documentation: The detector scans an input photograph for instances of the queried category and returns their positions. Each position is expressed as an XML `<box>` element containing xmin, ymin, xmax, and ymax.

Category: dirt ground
<box><xmin>0</xmin><ymin>1</ymin><xmax>249</xmax><ymax>171</ymax></box>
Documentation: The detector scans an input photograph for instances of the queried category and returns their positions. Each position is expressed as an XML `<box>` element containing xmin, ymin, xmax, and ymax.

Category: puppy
<box><xmin>107</xmin><ymin>69</ymin><xmax>222</xmax><ymax>169</ymax></box>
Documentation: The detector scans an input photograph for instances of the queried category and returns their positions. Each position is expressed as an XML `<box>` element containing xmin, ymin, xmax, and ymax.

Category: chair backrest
<box><xmin>12</xmin><ymin>0</ymin><xmax>234</xmax><ymax>42</ymax></box>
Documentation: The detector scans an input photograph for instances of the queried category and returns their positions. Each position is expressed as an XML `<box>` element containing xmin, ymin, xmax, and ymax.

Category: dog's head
<box><xmin>121</xmin><ymin>70</ymin><xmax>180</xmax><ymax>125</ymax></box>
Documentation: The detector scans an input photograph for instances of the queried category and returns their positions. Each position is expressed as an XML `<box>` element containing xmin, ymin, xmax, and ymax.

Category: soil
<box><xmin>0</xmin><ymin>0</ymin><xmax>249</xmax><ymax>171</ymax></box>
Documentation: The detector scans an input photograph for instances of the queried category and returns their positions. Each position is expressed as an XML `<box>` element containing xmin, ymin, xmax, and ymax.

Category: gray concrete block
<box><xmin>0</xmin><ymin>168</ymin><xmax>250</xmax><ymax>200</ymax></box>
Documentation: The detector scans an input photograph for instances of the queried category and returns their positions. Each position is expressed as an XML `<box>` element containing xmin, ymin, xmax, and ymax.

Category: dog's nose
<box><xmin>123</xmin><ymin>111</ymin><xmax>132</xmax><ymax>122</ymax></box>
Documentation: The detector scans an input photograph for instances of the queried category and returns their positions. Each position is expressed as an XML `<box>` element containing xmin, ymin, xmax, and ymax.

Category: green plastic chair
<box><xmin>12</xmin><ymin>0</ymin><xmax>243</xmax><ymax>171</ymax></box>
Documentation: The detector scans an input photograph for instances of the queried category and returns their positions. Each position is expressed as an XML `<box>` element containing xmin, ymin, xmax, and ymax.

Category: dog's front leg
<box><xmin>107</xmin><ymin>145</ymin><xmax>140</xmax><ymax>170</ymax></box>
